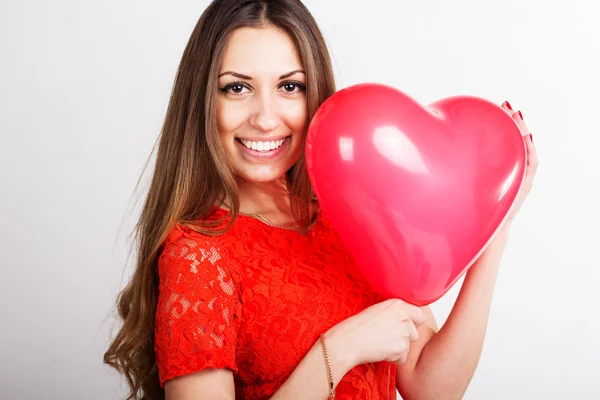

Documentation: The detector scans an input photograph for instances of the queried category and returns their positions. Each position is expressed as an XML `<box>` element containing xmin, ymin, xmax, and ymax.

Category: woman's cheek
<box><xmin>217</xmin><ymin>102</ymin><xmax>247</xmax><ymax>135</ymax></box>
<box><xmin>283</xmin><ymin>99</ymin><xmax>308</xmax><ymax>133</ymax></box>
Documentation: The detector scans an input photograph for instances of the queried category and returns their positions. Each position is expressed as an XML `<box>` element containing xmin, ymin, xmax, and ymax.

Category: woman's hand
<box><xmin>325</xmin><ymin>298</ymin><xmax>427</xmax><ymax>370</ymax></box>
<box><xmin>501</xmin><ymin>101</ymin><xmax>539</xmax><ymax>226</ymax></box>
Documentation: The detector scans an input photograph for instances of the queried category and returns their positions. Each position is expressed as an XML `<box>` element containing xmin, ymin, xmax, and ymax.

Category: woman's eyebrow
<box><xmin>218</xmin><ymin>70</ymin><xmax>305</xmax><ymax>80</ymax></box>
<box><xmin>279</xmin><ymin>69</ymin><xmax>305</xmax><ymax>79</ymax></box>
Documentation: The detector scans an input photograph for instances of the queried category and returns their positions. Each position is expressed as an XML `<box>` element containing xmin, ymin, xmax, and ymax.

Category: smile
<box><xmin>237</xmin><ymin>137</ymin><xmax>290</xmax><ymax>152</ymax></box>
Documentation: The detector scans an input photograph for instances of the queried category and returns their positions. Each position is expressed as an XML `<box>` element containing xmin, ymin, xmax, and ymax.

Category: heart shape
<box><xmin>306</xmin><ymin>83</ymin><xmax>526</xmax><ymax>306</ymax></box>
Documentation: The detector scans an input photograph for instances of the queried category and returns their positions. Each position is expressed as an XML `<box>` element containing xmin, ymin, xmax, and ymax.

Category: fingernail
<box><xmin>517</xmin><ymin>111</ymin><xmax>524</xmax><ymax>120</ymax></box>
<box><xmin>529</xmin><ymin>134</ymin><xmax>533</xmax><ymax>143</ymax></box>
<box><xmin>504</xmin><ymin>101</ymin><xmax>512</xmax><ymax>110</ymax></box>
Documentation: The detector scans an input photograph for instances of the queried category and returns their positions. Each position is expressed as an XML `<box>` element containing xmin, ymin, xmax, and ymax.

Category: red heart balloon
<box><xmin>306</xmin><ymin>83</ymin><xmax>527</xmax><ymax>306</ymax></box>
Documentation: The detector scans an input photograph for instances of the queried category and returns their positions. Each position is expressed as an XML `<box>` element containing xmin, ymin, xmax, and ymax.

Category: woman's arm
<box><xmin>165</xmin><ymin>331</ymin><xmax>353</xmax><ymax>400</ymax></box>
<box><xmin>165</xmin><ymin>369</ymin><xmax>236</xmax><ymax>400</ymax></box>
<box><xmin>396</xmin><ymin>227</ymin><xmax>511</xmax><ymax>400</ymax></box>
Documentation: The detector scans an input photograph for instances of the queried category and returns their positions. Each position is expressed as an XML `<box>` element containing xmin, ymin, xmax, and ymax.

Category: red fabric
<box><xmin>155</xmin><ymin>207</ymin><xmax>397</xmax><ymax>399</ymax></box>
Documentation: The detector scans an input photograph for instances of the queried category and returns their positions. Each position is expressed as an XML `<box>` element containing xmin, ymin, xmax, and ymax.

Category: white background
<box><xmin>1</xmin><ymin>0</ymin><xmax>599</xmax><ymax>399</ymax></box>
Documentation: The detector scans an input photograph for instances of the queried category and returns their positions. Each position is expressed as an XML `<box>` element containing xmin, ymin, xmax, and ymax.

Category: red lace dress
<box><xmin>154</xmin><ymin>207</ymin><xmax>397</xmax><ymax>399</ymax></box>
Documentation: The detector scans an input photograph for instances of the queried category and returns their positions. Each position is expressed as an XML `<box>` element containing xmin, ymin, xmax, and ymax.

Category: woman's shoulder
<box><xmin>160</xmin><ymin>208</ymin><xmax>239</xmax><ymax>265</ymax></box>
<box><xmin>163</xmin><ymin>207</ymin><xmax>232</xmax><ymax>246</ymax></box>
<box><xmin>159</xmin><ymin>217</ymin><xmax>243</xmax><ymax>286</ymax></box>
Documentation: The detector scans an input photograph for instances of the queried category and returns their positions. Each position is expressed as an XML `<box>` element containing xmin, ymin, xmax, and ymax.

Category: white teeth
<box><xmin>240</xmin><ymin>138</ymin><xmax>287</xmax><ymax>152</ymax></box>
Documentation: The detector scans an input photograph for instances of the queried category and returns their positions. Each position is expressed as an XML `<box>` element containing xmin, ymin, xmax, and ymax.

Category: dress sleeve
<box><xmin>154</xmin><ymin>225</ymin><xmax>242</xmax><ymax>387</ymax></box>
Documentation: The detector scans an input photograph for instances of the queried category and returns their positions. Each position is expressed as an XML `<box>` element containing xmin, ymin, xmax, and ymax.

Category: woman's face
<box><xmin>216</xmin><ymin>26</ymin><xmax>307</xmax><ymax>184</ymax></box>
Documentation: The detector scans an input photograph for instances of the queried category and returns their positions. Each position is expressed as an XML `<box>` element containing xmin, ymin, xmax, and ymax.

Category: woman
<box><xmin>104</xmin><ymin>0</ymin><xmax>538</xmax><ymax>399</ymax></box>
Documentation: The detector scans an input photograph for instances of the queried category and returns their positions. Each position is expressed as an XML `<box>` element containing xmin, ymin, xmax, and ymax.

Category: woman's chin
<box><xmin>233</xmin><ymin>157</ymin><xmax>300</xmax><ymax>184</ymax></box>
<box><xmin>236</xmin><ymin>170</ymin><xmax>288</xmax><ymax>184</ymax></box>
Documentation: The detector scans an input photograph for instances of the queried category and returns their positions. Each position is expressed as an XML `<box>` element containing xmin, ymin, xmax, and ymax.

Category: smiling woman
<box><xmin>102</xmin><ymin>0</ymin><xmax>537</xmax><ymax>399</ymax></box>
<box><xmin>103</xmin><ymin>1</ymin><xmax>343</xmax><ymax>399</ymax></box>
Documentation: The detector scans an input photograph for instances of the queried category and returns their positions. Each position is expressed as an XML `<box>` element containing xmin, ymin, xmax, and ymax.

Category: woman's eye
<box><xmin>220</xmin><ymin>82</ymin><xmax>251</xmax><ymax>96</ymax></box>
<box><xmin>280</xmin><ymin>81</ymin><xmax>306</xmax><ymax>94</ymax></box>
<box><xmin>230</xmin><ymin>85</ymin><xmax>247</xmax><ymax>94</ymax></box>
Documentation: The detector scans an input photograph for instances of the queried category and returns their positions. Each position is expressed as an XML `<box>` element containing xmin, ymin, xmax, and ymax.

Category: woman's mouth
<box><xmin>235</xmin><ymin>136</ymin><xmax>291</xmax><ymax>159</ymax></box>
<box><xmin>236</xmin><ymin>137</ymin><xmax>289</xmax><ymax>152</ymax></box>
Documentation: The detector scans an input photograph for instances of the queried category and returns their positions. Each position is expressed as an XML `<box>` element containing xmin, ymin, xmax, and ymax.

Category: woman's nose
<box><xmin>250</xmin><ymin>93</ymin><xmax>279</xmax><ymax>132</ymax></box>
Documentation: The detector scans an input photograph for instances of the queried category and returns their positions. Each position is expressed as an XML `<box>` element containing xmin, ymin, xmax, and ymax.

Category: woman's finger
<box><xmin>393</xmin><ymin>337</ymin><xmax>410</xmax><ymax>365</ymax></box>
<box><xmin>512</xmin><ymin>110</ymin><xmax>531</xmax><ymax>137</ymax></box>
<box><xmin>405</xmin><ymin>320</ymin><xmax>420</xmax><ymax>342</ymax></box>
<box><xmin>525</xmin><ymin>133</ymin><xmax>538</xmax><ymax>170</ymax></box>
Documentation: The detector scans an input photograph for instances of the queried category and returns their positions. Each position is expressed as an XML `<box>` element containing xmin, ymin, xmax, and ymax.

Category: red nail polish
<box><xmin>518</xmin><ymin>111</ymin><xmax>524</xmax><ymax>120</ymax></box>
<box><xmin>504</xmin><ymin>101</ymin><xmax>512</xmax><ymax>110</ymax></box>
<box><xmin>530</xmin><ymin>134</ymin><xmax>533</xmax><ymax>143</ymax></box>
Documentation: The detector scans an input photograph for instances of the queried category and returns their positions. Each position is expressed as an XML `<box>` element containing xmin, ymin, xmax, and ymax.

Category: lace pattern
<box><xmin>155</xmin><ymin>227</ymin><xmax>242</xmax><ymax>383</ymax></box>
<box><xmin>154</xmin><ymin>208</ymin><xmax>397</xmax><ymax>399</ymax></box>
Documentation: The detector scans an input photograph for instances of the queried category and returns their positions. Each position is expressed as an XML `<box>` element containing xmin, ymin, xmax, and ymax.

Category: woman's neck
<box><xmin>225</xmin><ymin>177</ymin><xmax>316</xmax><ymax>235</ymax></box>
<box><xmin>236</xmin><ymin>177</ymin><xmax>292</xmax><ymax>216</ymax></box>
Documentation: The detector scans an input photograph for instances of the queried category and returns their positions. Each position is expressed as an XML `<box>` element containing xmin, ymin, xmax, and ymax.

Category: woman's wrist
<box><xmin>271</xmin><ymin>330</ymin><xmax>355</xmax><ymax>399</ymax></box>
<box><xmin>321</xmin><ymin>328</ymin><xmax>355</xmax><ymax>386</ymax></box>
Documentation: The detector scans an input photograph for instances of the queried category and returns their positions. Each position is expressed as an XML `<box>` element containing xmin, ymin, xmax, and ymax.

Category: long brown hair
<box><xmin>103</xmin><ymin>1</ymin><xmax>336</xmax><ymax>398</ymax></box>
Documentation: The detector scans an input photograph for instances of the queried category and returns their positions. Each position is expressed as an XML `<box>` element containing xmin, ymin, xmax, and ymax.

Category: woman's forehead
<box><xmin>219</xmin><ymin>26</ymin><xmax>304</xmax><ymax>79</ymax></box>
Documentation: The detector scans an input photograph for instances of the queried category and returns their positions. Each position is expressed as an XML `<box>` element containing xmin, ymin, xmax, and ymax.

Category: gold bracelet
<box><xmin>319</xmin><ymin>333</ymin><xmax>336</xmax><ymax>400</ymax></box>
